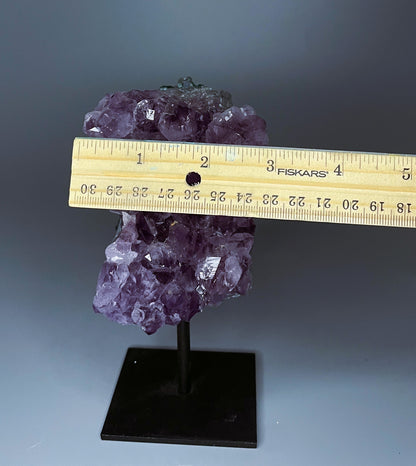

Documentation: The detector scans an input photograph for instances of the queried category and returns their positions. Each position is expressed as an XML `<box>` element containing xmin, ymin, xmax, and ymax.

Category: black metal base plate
<box><xmin>101</xmin><ymin>347</ymin><xmax>257</xmax><ymax>448</ymax></box>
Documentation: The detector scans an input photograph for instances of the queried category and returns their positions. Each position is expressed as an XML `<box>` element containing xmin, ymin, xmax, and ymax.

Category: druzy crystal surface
<box><xmin>84</xmin><ymin>77</ymin><xmax>269</xmax><ymax>334</ymax></box>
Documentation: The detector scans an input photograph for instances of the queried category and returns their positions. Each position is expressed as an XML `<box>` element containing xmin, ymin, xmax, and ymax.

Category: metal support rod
<box><xmin>177</xmin><ymin>320</ymin><xmax>191</xmax><ymax>395</ymax></box>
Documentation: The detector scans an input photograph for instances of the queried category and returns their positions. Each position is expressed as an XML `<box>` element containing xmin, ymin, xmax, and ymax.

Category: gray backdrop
<box><xmin>1</xmin><ymin>0</ymin><xmax>415</xmax><ymax>465</ymax></box>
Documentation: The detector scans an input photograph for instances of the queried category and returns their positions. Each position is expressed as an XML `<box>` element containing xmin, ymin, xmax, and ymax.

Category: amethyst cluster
<box><xmin>84</xmin><ymin>77</ymin><xmax>269</xmax><ymax>334</ymax></box>
<box><xmin>94</xmin><ymin>212</ymin><xmax>255</xmax><ymax>334</ymax></box>
<box><xmin>84</xmin><ymin>76</ymin><xmax>268</xmax><ymax>145</ymax></box>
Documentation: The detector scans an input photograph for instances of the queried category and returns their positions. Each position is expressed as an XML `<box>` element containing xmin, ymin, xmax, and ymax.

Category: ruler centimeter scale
<box><xmin>69</xmin><ymin>137</ymin><xmax>416</xmax><ymax>229</ymax></box>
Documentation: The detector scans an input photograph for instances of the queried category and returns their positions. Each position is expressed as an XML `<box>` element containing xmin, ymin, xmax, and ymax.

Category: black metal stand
<box><xmin>100</xmin><ymin>321</ymin><xmax>257</xmax><ymax>448</ymax></box>
<box><xmin>177</xmin><ymin>321</ymin><xmax>191</xmax><ymax>395</ymax></box>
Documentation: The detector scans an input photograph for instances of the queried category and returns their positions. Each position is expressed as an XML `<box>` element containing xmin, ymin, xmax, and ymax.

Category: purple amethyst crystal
<box><xmin>84</xmin><ymin>77</ymin><xmax>269</xmax><ymax>334</ymax></box>
<box><xmin>205</xmin><ymin>105</ymin><xmax>269</xmax><ymax>145</ymax></box>
<box><xmin>93</xmin><ymin>211</ymin><xmax>255</xmax><ymax>334</ymax></box>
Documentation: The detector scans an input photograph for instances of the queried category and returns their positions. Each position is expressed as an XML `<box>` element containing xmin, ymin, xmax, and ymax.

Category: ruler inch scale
<box><xmin>69</xmin><ymin>137</ymin><xmax>416</xmax><ymax>229</ymax></box>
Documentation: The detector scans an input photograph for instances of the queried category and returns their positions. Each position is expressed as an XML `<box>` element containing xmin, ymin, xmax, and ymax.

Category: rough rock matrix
<box><xmin>84</xmin><ymin>77</ymin><xmax>268</xmax><ymax>334</ymax></box>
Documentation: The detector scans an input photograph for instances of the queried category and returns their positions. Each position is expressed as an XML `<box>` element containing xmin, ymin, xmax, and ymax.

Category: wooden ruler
<box><xmin>69</xmin><ymin>137</ymin><xmax>416</xmax><ymax>228</ymax></box>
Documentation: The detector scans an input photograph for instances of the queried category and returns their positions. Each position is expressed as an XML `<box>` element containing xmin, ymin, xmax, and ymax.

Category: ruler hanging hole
<box><xmin>186</xmin><ymin>171</ymin><xmax>201</xmax><ymax>186</ymax></box>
